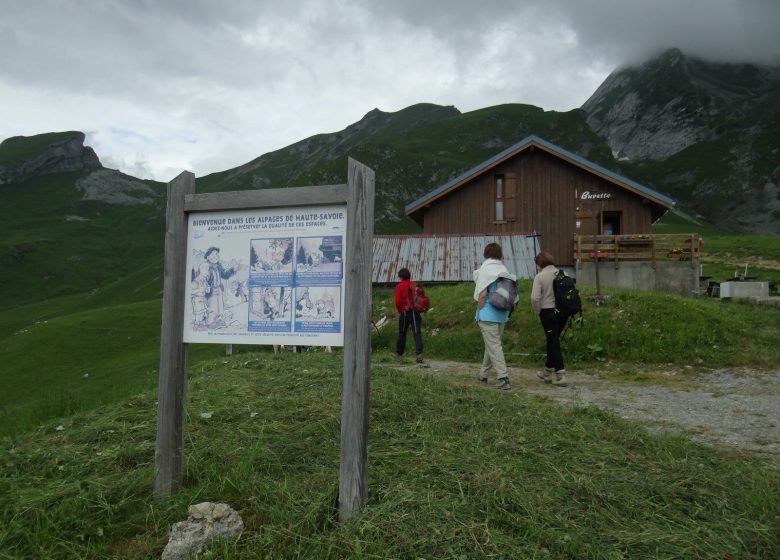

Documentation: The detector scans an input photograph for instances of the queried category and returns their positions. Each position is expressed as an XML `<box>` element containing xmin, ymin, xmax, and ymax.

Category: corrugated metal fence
<box><xmin>372</xmin><ymin>233</ymin><xmax>540</xmax><ymax>284</ymax></box>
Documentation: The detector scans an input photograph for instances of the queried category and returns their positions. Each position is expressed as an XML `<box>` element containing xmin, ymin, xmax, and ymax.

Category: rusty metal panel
<box><xmin>372</xmin><ymin>234</ymin><xmax>538</xmax><ymax>284</ymax></box>
<box><xmin>465</xmin><ymin>236</ymin><xmax>484</xmax><ymax>279</ymax></box>
<box><xmin>444</xmin><ymin>236</ymin><xmax>460</xmax><ymax>281</ymax></box>
<box><xmin>373</xmin><ymin>236</ymin><xmax>400</xmax><ymax>283</ymax></box>
<box><xmin>460</xmin><ymin>236</ymin><xmax>473</xmax><ymax>279</ymax></box>
<box><xmin>402</xmin><ymin>237</ymin><xmax>424</xmax><ymax>281</ymax></box>
<box><xmin>427</xmin><ymin>237</ymin><xmax>443</xmax><ymax>282</ymax></box>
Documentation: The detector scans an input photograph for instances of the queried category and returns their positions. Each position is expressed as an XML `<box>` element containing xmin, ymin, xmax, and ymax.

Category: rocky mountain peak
<box><xmin>583</xmin><ymin>49</ymin><xmax>780</xmax><ymax>234</ymax></box>
<box><xmin>0</xmin><ymin>131</ymin><xmax>102</xmax><ymax>185</ymax></box>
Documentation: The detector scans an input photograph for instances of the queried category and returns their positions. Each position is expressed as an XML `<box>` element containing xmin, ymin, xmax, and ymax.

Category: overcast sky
<box><xmin>1</xmin><ymin>0</ymin><xmax>778</xmax><ymax>181</ymax></box>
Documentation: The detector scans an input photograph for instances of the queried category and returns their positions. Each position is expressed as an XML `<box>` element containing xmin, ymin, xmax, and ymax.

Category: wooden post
<box><xmin>154</xmin><ymin>171</ymin><xmax>194</xmax><ymax>497</ymax></box>
<box><xmin>339</xmin><ymin>158</ymin><xmax>375</xmax><ymax>522</ymax></box>
<box><xmin>592</xmin><ymin>206</ymin><xmax>601</xmax><ymax>296</ymax></box>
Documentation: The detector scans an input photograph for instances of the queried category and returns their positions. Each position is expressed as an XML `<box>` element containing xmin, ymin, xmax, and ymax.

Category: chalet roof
<box><xmin>405</xmin><ymin>135</ymin><xmax>675</xmax><ymax>217</ymax></box>
<box><xmin>372</xmin><ymin>233</ymin><xmax>539</xmax><ymax>284</ymax></box>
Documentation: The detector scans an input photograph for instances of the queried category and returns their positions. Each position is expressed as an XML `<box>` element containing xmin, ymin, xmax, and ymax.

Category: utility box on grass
<box><xmin>719</xmin><ymin>281</ymin><xmax>770</xmax><ymax>299</ymax></box>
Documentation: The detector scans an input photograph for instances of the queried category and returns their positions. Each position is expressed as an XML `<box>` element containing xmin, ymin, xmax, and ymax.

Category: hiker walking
<box><xmin>394</xmin><ymin>267</ymin><xmax>424</xmax><ymax>363</ymax></box>
<box><xmin>531</xmin><ymin>251</ymin><xmax>568</xmax><ymax>387</ymax></box>
<box><xmin>473</xmin><ymin>243</ymin><xmax>515</xmax><ymax>390</ymax></box>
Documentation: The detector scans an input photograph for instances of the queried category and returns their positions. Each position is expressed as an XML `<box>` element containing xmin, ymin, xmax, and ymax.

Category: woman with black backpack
<box><xmin>531</xmin><ymin>251</ymin><xmax>568</xmax><ymax>387</ymax></box>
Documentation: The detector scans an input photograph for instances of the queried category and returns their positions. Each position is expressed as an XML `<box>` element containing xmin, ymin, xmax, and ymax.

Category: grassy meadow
<box><xmin>2</xmin><ymin>353</ymin><xmax>779</xmax><ymax>559</ymax></box>
<box><xmin>1</xmin><ymin>197</ymin><xmax>779</xmax><ymax>557</ymax></box>
<box><xmin>3</xmin><ymin>278</ymin><xmax>780</xmax><ymax>439</ymax></box>
<box><xmin>2</xmin><ymin>274</ymin><xmax>780</xmax><ymax>557</ymax></box>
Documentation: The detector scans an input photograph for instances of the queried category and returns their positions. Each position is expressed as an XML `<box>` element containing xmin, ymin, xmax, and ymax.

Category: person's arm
<box><xmin>530</xmin><ymin>275</ymin><xmax>542</xmax><ymax>315</ymax></box>
<box><xmin>477</xmin><ymin>288</ymin><xmax>488</xmax><ymax>309</ymax></box>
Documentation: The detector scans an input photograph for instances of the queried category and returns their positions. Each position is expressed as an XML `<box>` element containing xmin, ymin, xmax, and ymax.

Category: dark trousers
<box><xmin>539</xmin><ymin>308</ymin><xmax>567</xmax><ymax>371</ymax></box>
<box><xmin>396</xmin><ymin>310</ymin><xmax>423</xmax><ymax>356</ymax></box>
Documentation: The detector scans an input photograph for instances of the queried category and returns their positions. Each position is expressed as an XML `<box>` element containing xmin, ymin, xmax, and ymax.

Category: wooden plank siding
<box><xmin>372</xmin><ymin>234</ymin><xmax>538</xmax><ymax>284</ymax></box>
<box><xmin>419</xmin><ymin>150</ymin><xmax>656</xmax><ymax>266</ymax></box>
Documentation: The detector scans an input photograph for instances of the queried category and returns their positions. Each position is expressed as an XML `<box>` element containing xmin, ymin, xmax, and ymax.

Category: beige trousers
<box><xmin>478</xmin><ymin>321</ymin><xmax>507</xmax><ymax>380</ymax></box>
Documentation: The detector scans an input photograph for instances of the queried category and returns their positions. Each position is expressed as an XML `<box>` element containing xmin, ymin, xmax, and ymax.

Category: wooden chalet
<box><xmin>404</xmin><ymin>135</ymin><xmax>676</xmax><ymax>267</ymax></box>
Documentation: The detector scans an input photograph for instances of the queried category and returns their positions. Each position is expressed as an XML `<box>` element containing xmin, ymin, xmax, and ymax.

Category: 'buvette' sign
<box><xmin>580</xmin><ymin>191</ymin><xmax>613</xmax><ymax>200</ymax></box>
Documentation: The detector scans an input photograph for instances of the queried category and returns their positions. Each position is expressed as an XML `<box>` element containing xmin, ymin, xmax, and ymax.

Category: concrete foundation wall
<box><xmin>574</xmin><ymin>261</ymin><xmax>699</xmax><ymax>297</ymax></box>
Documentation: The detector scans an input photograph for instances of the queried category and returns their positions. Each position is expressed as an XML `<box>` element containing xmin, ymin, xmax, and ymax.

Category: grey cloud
<box><xmin>1</xmin><ymin>0</ymin><xmax>777</xmax><ymax>180</ymax></box>
<box><xmin>369</xmin><ymin>0</ymin><xmax>780</xmax><ymax>66</ymax></box>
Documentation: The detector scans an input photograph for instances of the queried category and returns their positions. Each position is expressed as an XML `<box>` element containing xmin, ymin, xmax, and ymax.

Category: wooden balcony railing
<box><xmin>574</xmin><ymin>233</ymin><xmax>701</xmax><ymax>265</ymax></box>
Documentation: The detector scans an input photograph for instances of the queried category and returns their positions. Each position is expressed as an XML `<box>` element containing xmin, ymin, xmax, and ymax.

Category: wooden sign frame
<box><xmin>154</xmin><ymin>158</ymin><xmax>375</xmax><ymax>523</ymax></box>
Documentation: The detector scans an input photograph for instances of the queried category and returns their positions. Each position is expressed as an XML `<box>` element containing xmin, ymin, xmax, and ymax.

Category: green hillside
<box><xmin>197</xmin><ymin>103</ymin><xmax>615</xmax><ymax>234</ymax></box>
<box><xmin>0</xmin><ymin>106</ymin><xmax>613</xmax><ymax>314</ymax></box>
<box><xmin>0</xmin><ymin>170</ymin><xmax>166</xmax><ymax>309</ymax></box>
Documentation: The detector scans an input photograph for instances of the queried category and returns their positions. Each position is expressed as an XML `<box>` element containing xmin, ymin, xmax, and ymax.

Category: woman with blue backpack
<box><xmin>473</xmin><ymin>243</ymin><xmax>517</xmax><ymax>391</ymax></box>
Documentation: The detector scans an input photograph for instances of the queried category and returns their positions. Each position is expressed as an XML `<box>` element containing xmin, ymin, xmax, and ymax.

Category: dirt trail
<box><xmin>397</xmin><ymin>359</ymin><xmax>780</xmax><ymax>465</ymax></box>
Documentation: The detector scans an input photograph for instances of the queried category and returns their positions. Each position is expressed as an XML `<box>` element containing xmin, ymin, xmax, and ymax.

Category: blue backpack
<box><xmin>488</xmin><ymin>277</ymin><xmax>519</xmax><ymax>314</ymax></box>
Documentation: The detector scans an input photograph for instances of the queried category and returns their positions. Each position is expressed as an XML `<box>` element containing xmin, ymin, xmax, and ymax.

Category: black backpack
<box><xmin>553</xmin><ymin>269</ymin><xmax>582</xmax><ymax>320</ymax></box>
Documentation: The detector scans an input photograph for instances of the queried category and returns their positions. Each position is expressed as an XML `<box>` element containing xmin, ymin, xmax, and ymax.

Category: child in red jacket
<box><xmin>394</xmin><ymin>268</ymin><xmax>424</xmax><ymax>363</ymax></box>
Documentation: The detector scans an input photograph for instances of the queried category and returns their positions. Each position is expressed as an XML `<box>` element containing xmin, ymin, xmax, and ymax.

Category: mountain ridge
<box><xmin>0</xmin><ymin>131</ymin><xmax>102</xmax><ymax>184</ymax></box>
<box><xmin>582</xmin><ymin>48</ymin><xmax>779</xmax><ymax>234</ymax></box>
<box><xmin>2</xmin><ymin>49</ymin><xmax>778</xmax><ymax>237</ymax></box>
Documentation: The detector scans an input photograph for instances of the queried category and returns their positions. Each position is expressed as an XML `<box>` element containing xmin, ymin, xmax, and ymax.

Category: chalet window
<box><xmin>495</xmin><ymin>175</ymin><xmax>505</xmax><ymax>221</ymax></box>
<box><xmin>494</xmin><ymin>174</ymin><xmax>516</xmax><ymax>222</ymax></box>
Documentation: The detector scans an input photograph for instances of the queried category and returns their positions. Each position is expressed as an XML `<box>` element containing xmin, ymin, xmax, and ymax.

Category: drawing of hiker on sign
<box><xmin>190</xmin><ymin>246</ymin><xmax>240</xmax><ymax>329</ymax></box>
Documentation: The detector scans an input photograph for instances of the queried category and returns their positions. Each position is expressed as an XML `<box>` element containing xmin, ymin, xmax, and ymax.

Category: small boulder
<box><xmin>161</xmin><ymin>502</ymin><xmax>244</xmax><ymax>560</ymax></box>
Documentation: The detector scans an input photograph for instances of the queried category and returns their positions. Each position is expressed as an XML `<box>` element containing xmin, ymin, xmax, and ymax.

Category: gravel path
<box><xmin>408</xmin><ymin>360</ymin><xmax>780</xmax><ymax>465</ymax></box>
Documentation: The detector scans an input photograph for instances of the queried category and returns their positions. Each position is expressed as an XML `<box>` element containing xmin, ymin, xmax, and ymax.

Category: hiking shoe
<box><xmin>475</xmin><ymin>372</ymin><xmax>488</xmax><ymax>384</ymax></box>
<box><xmin>416</xmin><ymin>354</ymin><xmax>424</xmax><ymax>364</ymax></box>
<box><xmin>536</xmin><ymin>367</ymin><xmax>554</xmax><ymax>384</ymax></box>
<box><xmin>553</xmin><ymin>370</ymin><xmax>568</xmax><ymax>387</ymax></box>
<box><xmin>496</xmin><ymin>377</ymin><xmax>512</xmax><ymax>391</ymax></box>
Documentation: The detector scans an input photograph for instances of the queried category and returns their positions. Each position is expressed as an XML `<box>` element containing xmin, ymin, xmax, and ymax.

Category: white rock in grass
<box><xmin>250</xmin><ymin>412</ymin><xmax>258</xmax><ymax>418</ymax></box>
<box><xmin>199</xmin><ymin>412</ymin><xmax>213</xmax><ymax>419</ymax></box>
<box><xmin>55</xmin><ymin>425</ymin><xmax>64</xmax><ymax>431</ymax></box>
<box><xmin>161</xmin><ymin>502</ymin><xmax>244</xmax><ymax>560</ymax></box>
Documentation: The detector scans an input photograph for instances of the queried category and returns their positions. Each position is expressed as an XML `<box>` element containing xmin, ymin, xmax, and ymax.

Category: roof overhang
<box><xmin>405</xmin><ymin>135</ymin><xmax>675</xmax><ymax>224</ymax></box>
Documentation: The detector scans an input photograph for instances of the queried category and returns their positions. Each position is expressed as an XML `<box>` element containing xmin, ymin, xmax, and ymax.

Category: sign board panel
<box><xmin>183</xmin><ymin>204</ymin><xmax>347</xmax><ymax>346</ymax></box>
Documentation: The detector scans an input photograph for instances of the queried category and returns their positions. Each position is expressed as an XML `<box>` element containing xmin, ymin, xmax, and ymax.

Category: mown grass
<box><xmin>2</xmin><ymin>352</ymin><xmax>778</xmax><ymax>559</ymax></box>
